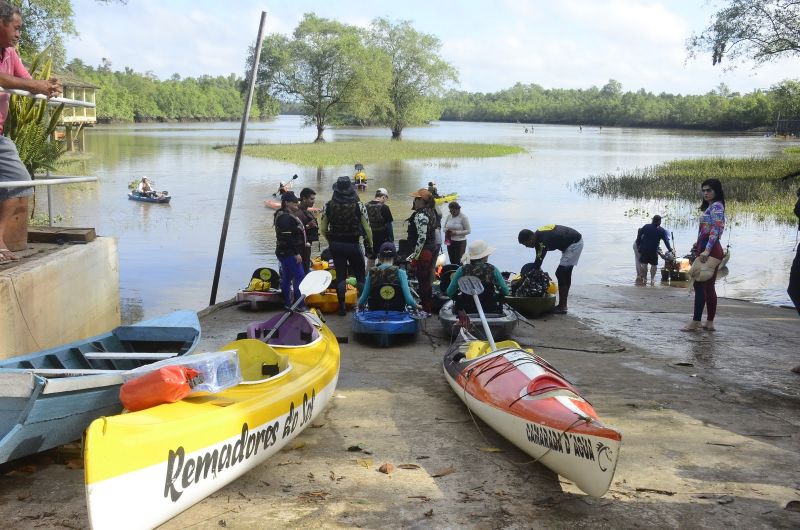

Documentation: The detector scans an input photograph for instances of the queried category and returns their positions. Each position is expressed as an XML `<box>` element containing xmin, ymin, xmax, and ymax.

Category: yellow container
<box><xmin>547</xmin><ymin>281</ymin><xmax>558</xmax><ymax>294</ymax></box>
<box><xmin>306</xmin><ymin>284</ymin><xmax>357</xmax><ymax>313</ymax></box>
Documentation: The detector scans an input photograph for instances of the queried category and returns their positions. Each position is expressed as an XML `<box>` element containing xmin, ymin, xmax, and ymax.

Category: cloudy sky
<box><xmin>65</xmin><ymin>0</ymin><xmax>795</xmax><ymax>95</ymax></box>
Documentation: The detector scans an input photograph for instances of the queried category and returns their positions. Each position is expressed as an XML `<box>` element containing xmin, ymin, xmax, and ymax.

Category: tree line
<box><xmin>438</xmin><ymin>79</ymin><xmax>800</xmax><ymax>131</ymax></box>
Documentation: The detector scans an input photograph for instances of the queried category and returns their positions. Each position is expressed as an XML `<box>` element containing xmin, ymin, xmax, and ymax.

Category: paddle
<box><xmin>272</xmin><ymin>174</ymin><xmax>299</xmax><ymax>197</ymax></box>
<box><xmin>263</xmin><ymin>270</ymin><xmax>332</xmax><ymax>341</ymax></box>
<box><xmin>457</xmin><ymin>275</ymin><xmax>497</xmax><ymax>351</ymax></box>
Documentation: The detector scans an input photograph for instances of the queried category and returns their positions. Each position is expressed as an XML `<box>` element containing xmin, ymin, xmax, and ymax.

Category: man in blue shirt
<box><xmin>635</xmin><ymin>215</ymin><xmax>672</xmax><ymax>285</ymax></box>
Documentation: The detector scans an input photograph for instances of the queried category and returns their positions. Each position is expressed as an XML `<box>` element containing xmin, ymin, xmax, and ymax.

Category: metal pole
<box><xmin>209</xmin><ymin>11</ymin><xmax>268</xmax><ymax>306</ymax></box>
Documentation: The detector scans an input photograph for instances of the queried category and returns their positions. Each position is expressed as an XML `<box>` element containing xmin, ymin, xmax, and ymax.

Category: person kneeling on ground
<box><xmin>358</xmin><ymin>242</ymin><xmax>419</xmax><ymax>311</ymax></box>
<box><xmin>635</xmin><ymin>215</ymin><xmax>672</xmax><ymax>285</ymax></box>
<box><xmin>518</xmin><ymin>225</ymin><xmax>583</xmax><ymax>314</ymax></box>
<box><xmin>446</xmin><ymin>240</ymin><xmax>509</xmax><ymax>313</ymax></box>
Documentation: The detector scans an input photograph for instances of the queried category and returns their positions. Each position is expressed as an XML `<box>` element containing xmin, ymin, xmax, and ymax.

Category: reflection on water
<box><xmin>39</xmin><ymin>116</ymin><xmax>799</xmax><ymax>322</ymax></box>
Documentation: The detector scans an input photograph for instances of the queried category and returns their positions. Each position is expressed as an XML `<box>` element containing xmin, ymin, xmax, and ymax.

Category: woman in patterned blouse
<box><xmin>682</xmin><ymin>179</ymin><xmax>726</xmax><ymax>332</ymax></box>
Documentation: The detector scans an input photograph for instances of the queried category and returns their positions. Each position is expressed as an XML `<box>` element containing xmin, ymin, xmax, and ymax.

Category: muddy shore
<box><xmin>1</xmin><ymin>284</ymin><xmax>798</xmax><ymax>529</ymax></box>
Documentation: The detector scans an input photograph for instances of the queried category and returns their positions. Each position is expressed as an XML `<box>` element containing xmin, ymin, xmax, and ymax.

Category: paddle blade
<box><xmin>457</xmin><ymin>275</ymin><xmax>484</xmax><ymax>295</ymax></box>
<box><xmin>300</xmin><ymin>270</ymin><xmax>332</xmax><ymax>296</ymax></box>
<box><xmin>292</xmin><ymin>174</ymin><xmax>299</xmax><ymax>180</ymax></box>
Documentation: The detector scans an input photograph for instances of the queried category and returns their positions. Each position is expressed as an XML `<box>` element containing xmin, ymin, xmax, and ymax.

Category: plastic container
<box><xmin>124</xmin><ymin>350</ymin><xmax>243</xmax><ymax>394</ymax></box>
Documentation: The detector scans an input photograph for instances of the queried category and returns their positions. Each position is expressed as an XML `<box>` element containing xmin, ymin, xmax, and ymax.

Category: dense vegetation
<box><xmin>579</xmin><ymin>155</ymin><xmax>800</xmax><ymax>223</ymax></box>
<box><xmin>61</xmin><ymin>59</ymin><xmax>276</xmax><ymax>123</ymax></box>
<box><xmin>440</xmin><ymin>79</ymin><xmax>800</xmax><ymax>131</ymax></box>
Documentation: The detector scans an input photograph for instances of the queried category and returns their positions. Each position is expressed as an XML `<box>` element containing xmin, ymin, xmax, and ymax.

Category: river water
<box><xmin>43</xmin><ymin>115</ymin><xmax>799</xmax><ymax>322</ymax></box>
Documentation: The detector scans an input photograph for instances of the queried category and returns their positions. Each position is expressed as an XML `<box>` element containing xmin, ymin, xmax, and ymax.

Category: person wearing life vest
<box><xmin>446</xmin><ymin>240</ymin><xmax>509</xmax><ymax>313</ymax></box>
<box><xmin>518</xmin><ymin>225</ymin><xmax>583</xmax><ymax>314</ymax></box>
<box><xmin>320</xmin><ymin>176</ymin><xmax>373</xmax><ymax>315</ymax></box>
<box><xmin>274</xmin><ymin>191</ymin><xmax>307</xmax><ymax>308</ymax></box>
<box><xmin>297</xmin><ymin>187</ymin><xmax>319</xmax><ymax>273</ymax></box>
<box><xmin>358</xmin><ymin>242</ymin><xmax>419</xmax><ymax>311</ymax></box>
<box><xmin>407</xmin><ymin>188</ymin><xmax>439</xmax><ymax>312</ymax></box>
<box><xmin>365</xmin><ymin>187</ymin><xmax>394</xmax><ymax>269</ymax></box>
<box><xmin>427</xmin><ymin>181</ymin><xmax>440</xmax><ymax>199</ymax></box>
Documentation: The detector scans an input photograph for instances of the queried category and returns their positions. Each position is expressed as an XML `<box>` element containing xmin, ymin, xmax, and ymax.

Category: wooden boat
<box><xmin>352</xmin><ymin>309</ymin><xmax>420</xmax><ymax>347</ymax></box>
<box><xmin>506</xmin><ymin>293</ymin><xmax>557</xmax><ymax>317</ymax></box>
<box><xmin>128</xmin><ymin>190</ymin><xmax>171</xmax><ymax>204</ymax></box>
<box><xmin>236</xmin><ymin>267</ymin><xmax>284</xmax><ymax>309</ymax></box>
<box><xmin>0</xmin><ymin>311</ymin><xmax>201</xmax><ymax>464</ymax></box>
<box><xmin>442</xmin><ymin>329</ymin><xmax>621</xmax><ymax>497</ymax></box>
<box><xmin>438</xmin><ymin>299</ymin><xmax>518</xmax><ymax>339</ymax></box>
<box><xmin>434</xmin><ymin>192</ymin><xmax>458</xmax><ymax>205</ymax></box>
<box><xmin>84</xmin><ymin>311</ymin><xmax>340</xmax><ymax>530</ymax></box>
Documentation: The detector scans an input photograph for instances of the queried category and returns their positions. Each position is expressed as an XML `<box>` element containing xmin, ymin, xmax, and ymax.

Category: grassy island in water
<box><xmin>580</xmin><ymin>148</ymin><xmax>800</xmax><ymax>224</ymax></box>
<box><xmin>215</xmin><ymin>140</ymin><xmax>524</xmax><ymax>167</ymax></box>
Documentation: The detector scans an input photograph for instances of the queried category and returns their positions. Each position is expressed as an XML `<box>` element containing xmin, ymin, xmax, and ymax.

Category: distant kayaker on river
<box><xmin>518</xmin><ymin>225</ymin><xmax>583</xmax><ymax>314</ymax></box>
<box><xmin>137</xmin><ymin>176</ymin><xmax>155</xmax><ymax>197</ymax></box>
<box><xmin>0</xmin><ymin>1</ymin><xmax>61</xmax><ymax>263</ymax></box>
<box><xmin>681</xmin><ymin>179</ymin><xmax>726</xmax><ymax>332</ymax></box>
<box><xmin>427</xmin><ymin>181</ymin><xmax>440</xmax><ymax>199</ymax></box>
<box><xmin>635</xmin><ymin>215</ymin><xmax>673</xmax><ymax>285</ymax></box>
<box><xmin>320</xmin><ymin>176</ymin><xmax>372</xmax><ymax>316</ymax></box>
<box><xmin>273</xmin><ymin>191</ymin><xmax>307</xmax><ymax>309</ymax></box>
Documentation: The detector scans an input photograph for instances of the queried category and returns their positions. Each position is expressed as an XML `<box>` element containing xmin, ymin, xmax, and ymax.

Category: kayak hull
<box><xmin>352</xmin><ymin>310</ymin><xmax>419</xmax><ymax>347</ymax></box>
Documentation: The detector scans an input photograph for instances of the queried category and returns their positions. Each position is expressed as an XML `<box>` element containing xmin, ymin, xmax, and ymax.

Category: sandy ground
<box><xmin>1</xmin><ymin>283</ymin><xmax>798</xmax><ymax>529</ymax></box>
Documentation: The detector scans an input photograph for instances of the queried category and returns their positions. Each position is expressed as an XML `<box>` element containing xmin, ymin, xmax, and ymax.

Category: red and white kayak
<box><xmin>442</xmin><ymin>330</ymin><xmax>621</xmax><ymax>497</ymax></box>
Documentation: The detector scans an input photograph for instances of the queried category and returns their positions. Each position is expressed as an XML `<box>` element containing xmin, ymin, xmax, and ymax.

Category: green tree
<box><xmin>254</xmin><ymin>13</ymin><xmax>378</xmax><ymax>142</ymax></box>
<box><xmin>366</xmin><ymin>18</ymin><xmax>457</xmax><ymax>140</ymax></box>
<box><xmin>688</xmin><ymin>0</ymin><xmax>800</xmax><ymax>66</ymax></box>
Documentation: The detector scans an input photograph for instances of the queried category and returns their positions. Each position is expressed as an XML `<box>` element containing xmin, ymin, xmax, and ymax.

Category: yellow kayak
<box><xmin>435</xmin><ymin>192</ymin><xmax>458</xmax><ymax>205</ymax></box>
<box><xmin>84</xmin><ymin>310</ymin><xmax>340</xmax><ymax>530</ymax></box>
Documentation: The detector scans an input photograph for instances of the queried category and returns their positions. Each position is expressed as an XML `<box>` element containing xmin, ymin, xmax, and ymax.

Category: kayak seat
<box><xmin>247</xmin><ymin>312</ymin><xmax>320</xmax><ymax>347</ymax></box>
<box><xmin>465</xmin><ymin>339</ymin><xmax>522</xmax><ymax>360</ymax></box>
<box><xmin>526</xmin><ymin>375</ymin><xmax>571</xmax><ymax>396</ymax></box>
<box><xmin>235</xmin><ymin>339</ymin><xmax>289</xmax><ymax>383</ymax></box>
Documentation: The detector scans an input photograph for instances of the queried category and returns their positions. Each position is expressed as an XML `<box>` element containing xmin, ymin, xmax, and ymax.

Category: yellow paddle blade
<box><xmin>465</xmin><ymin>339</ymin><xmax>522</xmax><ymax>360</ymax></box>
<box><xmin>221</xmin><ymin>339</ymin><xmax>288</xmax><ymax>382</ymax></box>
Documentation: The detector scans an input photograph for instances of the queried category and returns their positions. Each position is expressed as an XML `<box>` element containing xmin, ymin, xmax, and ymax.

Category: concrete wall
<box><xmin>0</xmin><ymin>238</ymin><xmax>120</xmax><ymax>359</ymax></box>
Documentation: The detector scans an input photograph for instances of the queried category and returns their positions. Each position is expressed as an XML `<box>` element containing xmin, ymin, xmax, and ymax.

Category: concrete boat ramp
<box><xmin>1</xmin><ymin>285</ymin><xmax>798</xmax><ymax>529</ymax></box>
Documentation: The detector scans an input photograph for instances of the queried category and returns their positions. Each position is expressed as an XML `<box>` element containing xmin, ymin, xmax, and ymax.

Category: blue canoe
<box><xmin>0</xmin><ymin>310</ymin><xmax>200</xmax><ymax>464</ymax></box>
<box><xmin>128</xmin><ymin>190</ymin><xmax>171</xmax><ymax>204</ymax></box>
<box><xmin>352</xmin><ymin>310</ymin><xmax>419</xmax><ymax>347</ymax></box>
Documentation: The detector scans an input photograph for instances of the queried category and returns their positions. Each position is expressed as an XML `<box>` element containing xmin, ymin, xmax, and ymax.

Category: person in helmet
<box><xmin>320</xmin><ymin>176</ymin><xmax>373</xmax><ymax>315</ymax></box>
<box><xmin>358</xmin><ymin>242</ymin><xmax>419</xmax><ymax>310</ymax></box>
<box><xmin>365</xmin><ymin>187</ymin><xmax>394</xmax><ymax>269</ymax></box>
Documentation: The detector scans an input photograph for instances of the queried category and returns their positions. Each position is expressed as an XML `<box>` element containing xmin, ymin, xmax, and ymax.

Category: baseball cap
<box><xmin>409</xmin><ymin>188</ymin><xmax>433</xmax><ymax>200</ymax></box>
<box><xmin>375</xmin><ymin>187</ymin><xmax>389</xmax><ymax>198</ymax></box>
<box><xmin>378</xmin><ymin>241</ymin><xmax>397</xmax><ymax>257</ymax></box>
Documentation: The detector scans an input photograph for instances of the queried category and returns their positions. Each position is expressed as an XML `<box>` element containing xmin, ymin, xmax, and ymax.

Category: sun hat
<box><xmin>378</xmin><ymin>241</ymin><xmax>397</xmax><ymax>257</ymax></box>
<box><xmin>375</xmin><ymin>187</ymin><xmax>389</xmax><ymax>198</ymax></box>
<box><xmin>409</xmin><ymin>188</ymin><xmax>433</xmax><ymax>200</ymax></box>
<box><xmin>281</xmin><ymin>191</ymin><xmax>299</xmax><ymax>203</ymax></box>
<box><xmin>334</xmin><ymin>176</ymin><xmax>352</xmax><ymax>192</ymax></box>
<box><xmin>464</xmin><ymin>240</ymin><xmax>495</xmax><ymax>261</ymax></box>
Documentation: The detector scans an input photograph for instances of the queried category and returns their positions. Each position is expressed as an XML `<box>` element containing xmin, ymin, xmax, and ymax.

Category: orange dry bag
<box><xmin>120</xmin><ymin>365</ymin><xmax>201</xmax><ymax>412</ymax></box>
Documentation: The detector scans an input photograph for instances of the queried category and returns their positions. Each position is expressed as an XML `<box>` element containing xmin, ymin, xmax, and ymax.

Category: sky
<box><xmin>64</xmin><ymin>0</ymin><xmax>796</xmax><ymax>96</ymax></box>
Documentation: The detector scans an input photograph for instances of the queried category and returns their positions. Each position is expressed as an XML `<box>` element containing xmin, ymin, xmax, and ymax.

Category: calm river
<box><xmin>44</xmin><ymin>115</ymin><xmax>799</xmax><ymax>323</ymax></box>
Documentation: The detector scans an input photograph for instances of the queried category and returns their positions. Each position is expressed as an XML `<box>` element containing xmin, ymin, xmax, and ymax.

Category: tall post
<box><xmin>209</xmin><ymin>11</ymin><xmax>268</xmax><ymax>306</ymax></box>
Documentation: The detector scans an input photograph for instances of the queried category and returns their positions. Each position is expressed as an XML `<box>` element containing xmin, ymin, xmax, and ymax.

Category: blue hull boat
<box><xmin>128</xmin><ymin>191</ymin><xmax>171</xmax><ymax>204</ymax></box>
<box><xmin>352</xmin><ymin>310</ymin><xmax>419</xmax><ymax>347</ymax></box>
<box><xmin>0</xmin><ymin>310</ymin><xmax>200</xmax><ymax>464</ymax></box>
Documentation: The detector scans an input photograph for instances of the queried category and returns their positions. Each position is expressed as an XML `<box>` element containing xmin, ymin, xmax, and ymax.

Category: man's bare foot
<box><xmin>0</xmin><ymin>248</ymin><xmax>19</xmax><ymax>263</ymax></box>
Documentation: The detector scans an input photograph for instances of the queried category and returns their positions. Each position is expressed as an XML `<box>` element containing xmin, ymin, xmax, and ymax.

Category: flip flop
<box><xmin>0</xmin><ymin>248</ymin><xmax>19</xmax><ymax>263</ymax></box>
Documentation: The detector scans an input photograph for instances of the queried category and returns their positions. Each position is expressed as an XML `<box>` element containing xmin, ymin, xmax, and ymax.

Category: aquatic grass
<box><xmin>785</xmin><ymin>146</ymin><xmax>800</xmax><ymax>155</ymax></box>
<box><xmin>579</xmin><ymin>156</ymin><xmax>800</xmax><ymax>224</ymax></box>
<box><xmin>214</xmin><ymin>140</ymin><xmax>524</xmax><ymax>166</ymax></box>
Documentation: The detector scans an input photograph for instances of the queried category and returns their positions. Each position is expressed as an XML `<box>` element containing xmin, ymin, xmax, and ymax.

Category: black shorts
<box><xmin>638</xmin><ymin>250</ymin><xmax>658</xmax><ymax>266</ymax></box>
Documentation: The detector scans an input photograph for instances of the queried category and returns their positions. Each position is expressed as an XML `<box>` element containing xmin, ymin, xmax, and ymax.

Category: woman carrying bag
<box><xmin>682</xmin><ymin>179</ymin><xmax>726</xmax><ymax>332</ymax></box>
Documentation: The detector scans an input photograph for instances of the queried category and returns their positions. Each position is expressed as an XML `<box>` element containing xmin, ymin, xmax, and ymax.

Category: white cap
<box><xmin>376</xmin><ymin>187</ymin><xmax>389</xmax><ymax>198</ymax></box>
